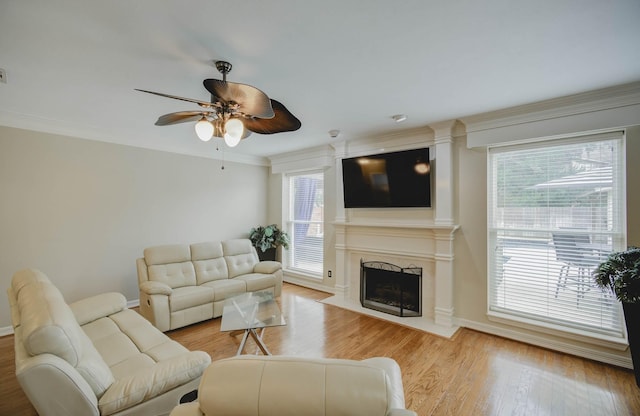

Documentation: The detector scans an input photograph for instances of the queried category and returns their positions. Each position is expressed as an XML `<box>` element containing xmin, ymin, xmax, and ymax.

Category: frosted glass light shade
<box><xmin>224</xmin><ymin>118</ymin><xmax>243</xmax><ymax>147</ymax></box>
<box><xmin>195</xmin><ymin>118</ymin><xmax>214</xmax><ymax>142</ymax></box>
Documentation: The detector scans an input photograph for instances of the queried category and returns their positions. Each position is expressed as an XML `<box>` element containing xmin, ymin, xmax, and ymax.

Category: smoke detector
<box><xmin>328</xmin><ymin>129</ymin><xmax>340</xmax><ymax>138</ymax></box>
<box><xmin>392</xmin><ymin>114</ymin><xmax>407</xmax><ymax>123</ymax></box>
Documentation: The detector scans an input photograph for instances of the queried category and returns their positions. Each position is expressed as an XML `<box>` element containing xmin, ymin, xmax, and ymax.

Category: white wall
<box><xmin>0</xmin><ymin>126</ymin><xmax>269</xmax><ymax>329</ymax></box>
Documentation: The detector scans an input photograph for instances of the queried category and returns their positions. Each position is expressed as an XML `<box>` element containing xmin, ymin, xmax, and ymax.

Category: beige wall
<box><xmin>625</xmin><ymin>126</ymin><xmax>640</xmax><ymax>247</ymax></box>
<box><xmin>0</xmin><ymin>126</ymin><xmax>269</xmax><ymax>328</ymax></box>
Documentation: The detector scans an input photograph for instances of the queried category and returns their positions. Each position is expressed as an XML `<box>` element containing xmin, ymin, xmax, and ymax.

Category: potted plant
<box><xmin>593</xmin><ymin>246</ymin><xmax>640</xmax><ymax>387</ymax></box>
<box><xmin>249</xmin><ymin>224</ymin><xmax>290</xmax><ymax>261</ymax></box>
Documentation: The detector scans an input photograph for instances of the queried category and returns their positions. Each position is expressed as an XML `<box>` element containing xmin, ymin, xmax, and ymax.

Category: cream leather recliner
<box><xmin>8</xmin><ymin>269</ymin><xmax>211</xmax><ymax>416</ymax></box>
<box><xmin>170</xmin><ymin>355</ymin><xmax>417</xmax><ymax>416</ymax></box>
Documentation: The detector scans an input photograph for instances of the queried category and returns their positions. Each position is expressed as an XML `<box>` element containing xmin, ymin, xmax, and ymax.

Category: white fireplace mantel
<box><xmin>324</xmin><ymin>121</ymin><xmax>461</xmax><ymax>338</ymax></box>
<box><xmin>324</xmin><ymin>220</ymin><xmax>460</xmax><ymax>338</ymax></box>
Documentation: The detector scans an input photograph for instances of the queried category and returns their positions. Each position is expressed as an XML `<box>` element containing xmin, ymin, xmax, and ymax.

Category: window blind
<box><xmin>487</xmin><ymin>132</ymin><xmax>625</xmax><ymax>339</ymax></box>
<box><xmin>286</xmin><ymin>171</ymin><xmax>324</xmax><ymax>277</ymax></box>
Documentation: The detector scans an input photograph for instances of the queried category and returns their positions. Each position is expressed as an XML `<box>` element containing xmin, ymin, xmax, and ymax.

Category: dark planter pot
<box><xmin>257</xmin><ymin>247</ymin><xmax>277</xmax><ymax>262</ymax></box>
<box><xmin>622</xmin><ymin>302</ymin><xmax>640</xmax><ymax>387</ymax></box>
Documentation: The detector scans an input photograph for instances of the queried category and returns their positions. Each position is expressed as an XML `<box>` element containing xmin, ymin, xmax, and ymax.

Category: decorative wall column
<box><xmin>430</xmin><ymin>120</ymin><xmax>456</xmax><ymax>226</ymax></box>
<box><xmin>433</xmin><ymin>226</ymin><xmax>459</xmax><ymax>326</ymax></box>
<box><xmin>332</xmin><ymin>141</ymin><xmax>348</xmax><ymax>298</ymax></box>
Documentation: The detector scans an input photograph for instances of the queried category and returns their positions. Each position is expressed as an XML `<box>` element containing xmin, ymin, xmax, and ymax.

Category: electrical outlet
<box><xmin>328</xmin><ymin>270</ymin><xmax>332</xmax><ymax>278</ymax></box>
<box><xmin>0</xmin><ymin>68</ymin><xmax>6</xmax><ymax>84</ymax></box>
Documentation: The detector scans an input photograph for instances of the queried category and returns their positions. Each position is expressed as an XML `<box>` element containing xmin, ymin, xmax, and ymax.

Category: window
<box><xmin>488</xmin><ymin>133</ymin><xmax>625</xmax><ymax>341</ymax></box>
<box><xmin>285</xmin><ymin>171</ymin><xmax>324</xmax><ymax>277</ymax></box>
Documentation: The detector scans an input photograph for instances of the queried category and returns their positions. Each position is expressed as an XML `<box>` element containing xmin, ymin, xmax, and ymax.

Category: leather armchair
<box><xmin>170</xmin><ymin>355</ymin><xmax>417</xmax><ymax>416</ymax></box>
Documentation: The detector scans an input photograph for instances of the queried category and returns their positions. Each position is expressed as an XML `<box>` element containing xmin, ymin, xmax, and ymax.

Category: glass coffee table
<box><xmin>220</xmin><ymin>290</ymin><xmax>286</xmax><ymax>356</ymax></box>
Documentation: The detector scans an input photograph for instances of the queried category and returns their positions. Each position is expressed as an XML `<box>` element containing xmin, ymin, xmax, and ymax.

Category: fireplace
<box><xmin>360</xmin><ymin>259</ymin><xmax>422</xmax><ymax>317</ymax></box>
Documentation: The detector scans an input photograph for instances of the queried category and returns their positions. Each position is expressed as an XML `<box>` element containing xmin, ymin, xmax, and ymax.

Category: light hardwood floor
<box><xmin>2</xmin><ymin>283</ymin><xmax>639</xmax><ymax>415</ymax></box>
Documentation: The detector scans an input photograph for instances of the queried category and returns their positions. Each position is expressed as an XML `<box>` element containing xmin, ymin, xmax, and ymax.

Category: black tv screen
<box><xmin>342</xmin><ymin>148</ymin><xmax>431</xmax><ymax>208</ymax></box>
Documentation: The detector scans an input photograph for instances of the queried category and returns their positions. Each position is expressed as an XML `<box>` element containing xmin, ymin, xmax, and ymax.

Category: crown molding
<box><xmin>461</xmin><ymin>81</ymin><xmax>640</xmax><ymax>134</ymax></box>
<box><xmin>341</xmin><ymin>126</ymin><xmax>434</xmax><ymax>158</ymax></box>
<box><xmin>268</xmin><ymin>144</ymin><xmax>334</xmax><ymax>174</ymax></box>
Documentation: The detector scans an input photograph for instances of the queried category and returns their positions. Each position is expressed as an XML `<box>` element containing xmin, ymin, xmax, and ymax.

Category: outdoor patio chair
<box><xmin>552</xmin><ymin>232</ymin><xmax>601</xmax><ymax>304</ymax></box>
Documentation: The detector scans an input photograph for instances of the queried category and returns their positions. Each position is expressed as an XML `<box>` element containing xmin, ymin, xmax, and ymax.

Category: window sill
<box><xmin>487</xmin><ymin>310</ymin><xmax>629</xmax><ymax>351</ymax></box>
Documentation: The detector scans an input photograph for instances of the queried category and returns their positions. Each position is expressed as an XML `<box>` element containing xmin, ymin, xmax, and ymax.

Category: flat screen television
<box><xmin>342</xmin><ymin>148</ymin><xmax>431</xmax><ymax>208</ymax></box>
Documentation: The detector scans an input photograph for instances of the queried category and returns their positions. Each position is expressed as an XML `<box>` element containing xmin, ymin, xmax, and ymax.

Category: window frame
<box><xmin>283</xmin><ymin>169</ymin><xmax>325</xmax><ymax>279</ymax></box>
<box><xmin>486</xmin><ymin>131</ymin><xmax>628</xmax><ymax>348</ymax></box>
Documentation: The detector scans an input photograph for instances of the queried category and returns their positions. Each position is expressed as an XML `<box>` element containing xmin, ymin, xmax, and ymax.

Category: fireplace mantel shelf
<box><xmin>333</xmin><ymin>221</ymin><xmax>460</xmax><ymax>232</ymax></box>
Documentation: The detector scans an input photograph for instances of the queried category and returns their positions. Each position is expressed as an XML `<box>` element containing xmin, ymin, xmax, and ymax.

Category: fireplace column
<box><xmin>333</xmin><ymin>141</ymin><xmax>349</xmax><ymax>298</ymax></box>
<box><xmin>433</xmin><ymin>226</ymin><xmax>459</xmax><ymax>327</ymax></box>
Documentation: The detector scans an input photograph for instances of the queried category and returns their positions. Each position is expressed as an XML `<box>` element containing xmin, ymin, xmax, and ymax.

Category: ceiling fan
<box><xmin>136</xmin><ymin>61</ymin><xmax>301</xmax><ymax>147</ymax></box>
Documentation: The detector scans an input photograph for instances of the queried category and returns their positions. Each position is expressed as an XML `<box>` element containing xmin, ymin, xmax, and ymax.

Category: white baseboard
<box><xmin>456</xmin><ymin>318</ymin><xmax>633</xmax><ymax>369</ymax></box>
<box><xmin>283</xmin><ymin>274</ymin><xmax>335</xmax><ymax>294</ymax></box>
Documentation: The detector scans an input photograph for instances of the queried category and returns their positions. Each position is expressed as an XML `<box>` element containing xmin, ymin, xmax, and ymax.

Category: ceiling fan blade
<box><xmin>203</xmin><ymin>79</ymin><xmax>274</xmax><ymax>118</ymax></box>
<box><xmin>243</xmin><ymin>99</ymin><xmax>301</xmax><ymax>135</ymax></box>
<box><xmin>155</xmin><ymin>111</ymin><xmax>212</xmax><ymax>126</ymax></box>
<box><xmin>136</xmin><ymin>89</ymin><xmax>215</xmax><ymax>109</ymax></box>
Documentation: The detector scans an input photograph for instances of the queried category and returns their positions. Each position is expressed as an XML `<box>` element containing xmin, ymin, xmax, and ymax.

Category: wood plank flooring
<box><xmin>1</xmin><ymin>283</ymin><xmax>639</xmax><ymax>415</ymax></box>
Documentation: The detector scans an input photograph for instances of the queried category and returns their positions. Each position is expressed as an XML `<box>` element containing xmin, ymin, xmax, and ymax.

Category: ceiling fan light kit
<box><xmin>195</xmin><ymin>116</ymin><xmax>214</xmax><ymax>142</ymax></box>
<box><xmin>136</xmin><ymin>61</ymin><xmax>301</xmax><ymax>148</ymax></box>
<box><xmin>223</xmin><ymin>118</ymin><xmax>243</xmax><ymax>147</ymax></box>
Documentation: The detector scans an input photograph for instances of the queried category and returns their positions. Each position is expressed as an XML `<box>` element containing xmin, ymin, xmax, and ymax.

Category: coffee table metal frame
<box><xmin>220</xmin><ymin>290</ymin><xmax>285</xmax><ymax>356</ymax></box>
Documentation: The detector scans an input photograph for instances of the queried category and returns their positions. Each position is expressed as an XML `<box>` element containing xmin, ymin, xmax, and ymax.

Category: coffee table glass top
<box><xmin>220</xmin><ymin>290</ymin><xmax>285</xmax><ymax>332</ymax></box>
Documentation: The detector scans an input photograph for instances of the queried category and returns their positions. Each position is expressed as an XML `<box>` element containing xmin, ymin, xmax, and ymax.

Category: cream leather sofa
<box><xmin>170</xmin><ymin>355</ymin><xmax>417</xmax><ymax>416</ymax></box>
<box><xmin>8</xmin><ymin>269</ymin><xmax>211</xmax><ymax>416</ymax></box>
<box><xmin>136</xmin><ymin>238</ymin><xmax>283</xmax><ymax>332</ymax></box>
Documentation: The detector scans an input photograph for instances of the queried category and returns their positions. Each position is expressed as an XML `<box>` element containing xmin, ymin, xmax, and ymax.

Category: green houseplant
<box><xmin>249</xmin><ymin>224</ymin><xmax>290</xmax><ymax>261</ymax></box>
<box><xmin>593</xmin><ymin>246</ymin><xmax>640</xmax><ymax>387</ymax></box>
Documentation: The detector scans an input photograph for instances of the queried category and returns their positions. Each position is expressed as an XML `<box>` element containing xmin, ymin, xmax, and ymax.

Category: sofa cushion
<box><xmin>194</xmin><ymin>258</ymin><xmax>229</xmax><ymax>284</ymax></box>
<box><xmin>11</xmin><ymin>268</ymin><xmax>50</xmax><ymax>298</ymax></box>
<box><xmin>236</xmin><ymin>273</ymin><xmax>277</xmax><ymax>293</ymax></box>
<box><xmin>190</xmin><ymin>241</ymin><xmax>224</xmax><ymax>261</ymax></box>
<box><xmin>201</xmin><ymin>279</ymin><xmax>246</xmax><ymax>301</ymax></box>
<box><xmin>14</xmin><ymin>270</ymin><xmax>114</xmax><ymax>398</ymax></box>
<box><xmin>225</xmin><ymin>253</ymin><xmax>256</xmax><ymax>278</ymax></box>
<box><xmin>222</xmin><ymin>239</ymin><xmax>256</xmax><ymax>257</ymax></box>
<box><xmin>222</xmin><ymin>239</ymin><xmax>259</xmax><ymax>276</ymax></box>
<box><xmin>149</xmin><ymin>262</ymin><xmax>197</xmax><ymax>289</ymax></box>
<box><xmin>169</xmin><ymin>286</ymin><xmax>214</xmax><ymax>312</ymax></box>
<box><xmin>70</xmin><ymin>292</ymin><xmax>127</xmax><ymax>326</ymax></box>
<box><xmin>144</xmin><ymin>244</ymin><xmax>191</xmax><ymax>266</ymax></box>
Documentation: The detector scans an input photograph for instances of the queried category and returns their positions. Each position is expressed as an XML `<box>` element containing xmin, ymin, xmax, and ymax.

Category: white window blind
<box><xmin>488</xmin><ymin>133</ymin><xmax>625</xmax><ymax>340</ymax></box>
<box><xmin>286</xmin><ymin>171</ymin><xmax>324</xmax><ymax>277</ymax></box>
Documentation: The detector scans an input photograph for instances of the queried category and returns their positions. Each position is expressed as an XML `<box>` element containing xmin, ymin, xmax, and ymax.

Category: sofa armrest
<box><xmin>140</xmin><ymin>280</ymin><xmax>173</xmax><ymax>296</ymax></box>
<box><xmin>98</xmin><ymin>351</ymin><xmax>211</xmax><ymax>415</ymax></box>
<box><xmin>16</xmin><ymin>352</ymin><xmax>100</xmax><ymax>416</ymax></box>
<box><xmin>70</xmin><ymin>292</ymin><xmax>127</xmax><ymax>326</ymax></box>
<box><xmin>362</xmin><ymin>357</ymin><xmax>407</xmax><ymax>411</ymax></box>
<box><xmin>253</xmin><ymin>261</ymin><xmax>282</xmax><ymax>274</ymax></box>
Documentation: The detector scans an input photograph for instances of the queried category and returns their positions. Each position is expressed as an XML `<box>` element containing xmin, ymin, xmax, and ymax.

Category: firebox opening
<box><xmin>360</xmin><ymin>259</ymin><xmax>422</xmax><ymax>317</ymax></box>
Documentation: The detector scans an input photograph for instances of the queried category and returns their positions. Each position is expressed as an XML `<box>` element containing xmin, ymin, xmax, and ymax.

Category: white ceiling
<box><xmin>1</xmin><ymin>1</ymin><xmax>639</xmax><ymax>162</ymax></box>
